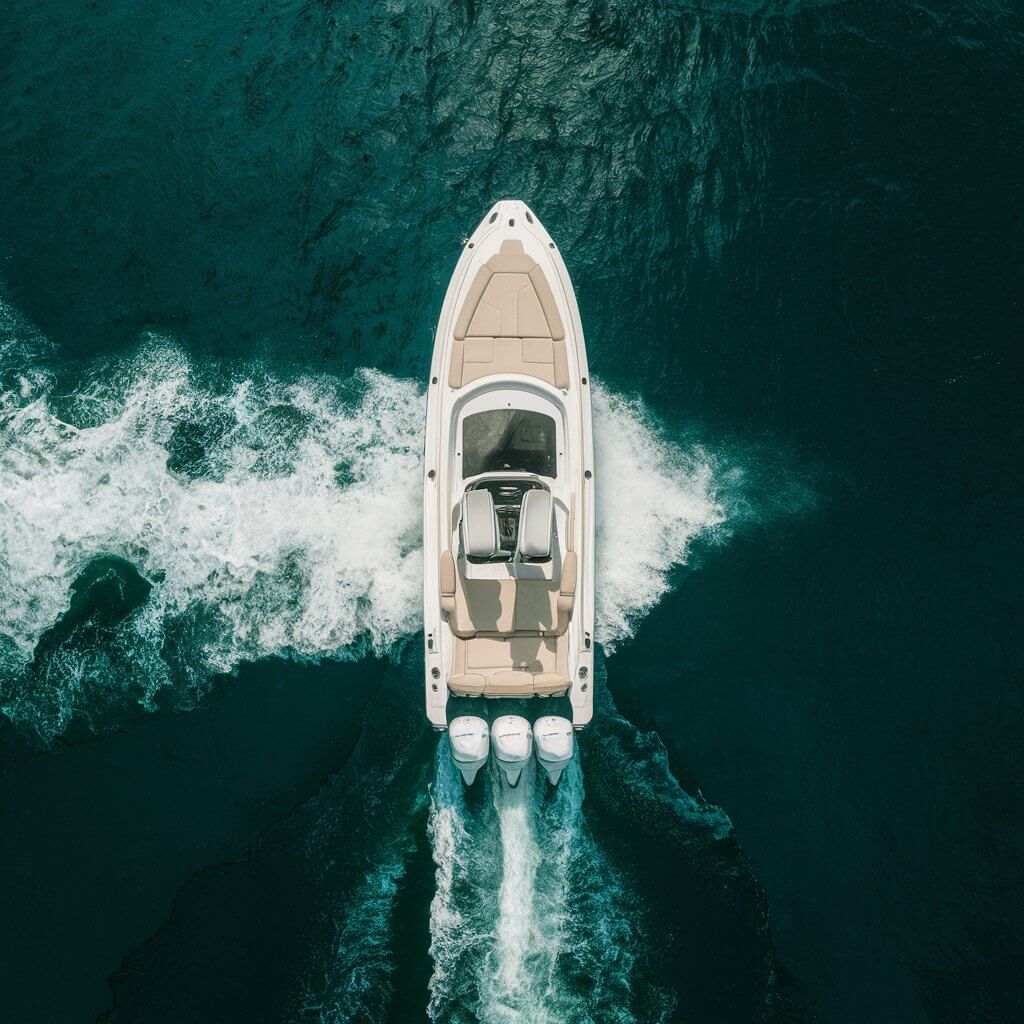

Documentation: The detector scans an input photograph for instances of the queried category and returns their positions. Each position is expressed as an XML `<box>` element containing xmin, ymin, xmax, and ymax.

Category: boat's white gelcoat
<box><xmin>423</xmin><ymin>200</ymin><xmax>595</xmax><ymax>730</ymax></box>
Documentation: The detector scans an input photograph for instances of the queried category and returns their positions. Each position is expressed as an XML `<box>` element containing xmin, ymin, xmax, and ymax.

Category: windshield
<box><xmin>462</xmin><ymin>409</ymin><xmax>557</xmax><ymax>478</ymax></box>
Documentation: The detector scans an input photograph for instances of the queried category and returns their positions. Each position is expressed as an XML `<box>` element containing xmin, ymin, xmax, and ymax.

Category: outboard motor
<box><xmin>534</xmin><ymin>716</ymin><xmax>574</xmax><ymax>785</ymax></box>
<box><xmin>490</xmin><ymin>715</ymin><xmax>533</xmax><ymax>787</ymax></box>
<box><xmin>448</xmin><ymin>716</ymin><xmax>489</xmax><ymax>786</ymax></box>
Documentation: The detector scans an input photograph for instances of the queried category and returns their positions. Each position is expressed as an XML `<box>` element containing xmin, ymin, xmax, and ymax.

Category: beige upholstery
<box><xmin>552</xmin><ymin>342</ymin><xmax>570</xmax><ymax>388</ymax></box>
<box><xmin>450</xmin><ymin>337</ymin><xmax>569</xmax><ymax>389</ymax></box>
<box><xmin>440</xmin><ymin>551</ymin><xmax>456</xmax><ymax>616</ymax></box>
<box><xmin>465</xmin><ymin>272</ymin><xmax>549</xmax><ymax>337</ymax></box>
<box><xmin>482</xmin><ymin>671</ymin><xmax>535</xmax><ymax>695</ymax></box>
<box><xmin>513</xmin><ymin>580</ymin><xmax>559</xmax><ymax>634</ymax></box>
<box><xmin>486</xmin><ymin>240</ymin><xmax>537</xmax><ymax>273</ymax></box>
<box><xmin>453</xmin><ymin>578</ymin><xmax>516</xmax><ymax>637</ymax></box>
<box><xmin>527</xmin><ymin>265</ymin><xmax>566</xmax><ymax>340</ymax></box>
<box><xmin>449</xmin><ymin>634</ymin><xmax>570</xmax><ymax>696</ymax></box>
<box><xmin>448</xmin><ymin>240</ymin><xmax>569</xmax><ymax>389</ymax></box>
<box><xmin>449</xmin><ymin>673</ymin><xmax>486</xmax><ymax>695</ymax></box>
<box><xmin>448</xmin><ymin>573</ymin><xmax>574</xmax><ymax>639</ymax></box>
<box><xmin>533</xmin><ymin>673</ymin><xmax>569</xmax><ymax>696</ymax></box>
<box><xmin>441</xmin><ymin>500</ymin><xmax>578</xmax><ymax>695</ymax></box>
<box><xmin>453</xmin><ymin>267</ymin><xmax>493</xmax><ymax>340</ymax></box>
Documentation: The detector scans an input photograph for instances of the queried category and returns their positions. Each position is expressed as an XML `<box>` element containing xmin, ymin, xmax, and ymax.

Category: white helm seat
<box><xmin>516</xmin><ymin>488</ymin><xmax>554</xmax><ymax>562</ymax></box>
<box><xmin>461</xmin><ymin>489</ymin><xmax>507</xmax><ymax>561</ymax></box>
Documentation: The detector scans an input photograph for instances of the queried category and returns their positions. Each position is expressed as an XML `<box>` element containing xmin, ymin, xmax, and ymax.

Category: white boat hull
<box><xmin>423</xmin><ymin>200</ymin><xmax>595</xmax><ymax>732</ymax></box>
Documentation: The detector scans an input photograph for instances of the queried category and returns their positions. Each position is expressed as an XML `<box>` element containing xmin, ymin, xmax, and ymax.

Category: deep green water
<box><xmin>2</xmin><ymin>1</ymin><xmax>1023</xmax><ymax>1021</ymax></box>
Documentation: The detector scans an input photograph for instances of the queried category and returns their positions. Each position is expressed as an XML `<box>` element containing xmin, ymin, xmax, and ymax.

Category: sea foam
<box><xmin>1</xmin><ymin>338</ymin><xmax>424</xmax><ymax>736</ymax></box>
<box><xmin>592</xmin><ymin>385</ymin><xmax>728</xmax><ymax>648</ymax></box>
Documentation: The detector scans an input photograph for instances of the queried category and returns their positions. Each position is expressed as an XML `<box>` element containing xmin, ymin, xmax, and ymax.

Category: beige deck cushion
<box><xmin>557</xmin><ymin>551</ymin><xmax>578</xmax><ymax>635</ymax></box>
<box><xmin>512</xmin><ymin>565</ymin><xmax>575</xmax><ymax>637</ymax></box>
<box><xmin>448</xmin><ymin>634</ymin><xmax>569</xmax><ymax>696</ymax></box>
<box><xmin>527</xmin><ymin>266</ymin><xmax>565</xmax><ymax>340</ymax></box>
<box><xmin>451</xmin><ymin>577</ymin><xmax>516</xmax><ymax>637</ymax></box>
<box><xmin>448</xmin><ymin>673</ymin><xmax>486</xmax><ymax>695</ymax></box>
<box><xmin>513</xmin><ymin>580</ymin><xmax>559</xmax><ymax>634</ymax></box>
<box><xmin>533</xmin><ymin>673</ymin><xmax>570</xmax><ymax>696</ymax></box>
<box><xmin>552</xmin><ymin>341</ymin><xmax>570</xmax><ymax>388</ymax></box>
<box><xmin>448</xmin><ymin>242</ymin><xmax>567</xmax><ymax>388</ymax></box>
<box><xmin>453</xmin><ymin>267</ymin><xmax>493</xmax><ymax>340</ymax></box>
<box><xmin>449</xmin><ymin>572</ymin><xmax>574</xmax><ymax>638</ymax></box>
<box><xmin>440</xmin><ymin>551</ymin><xmax>456</xmax><ymax>615</ymax></box>
<box><xmin>448</xmin><ymin>339</ymin><xmax>465</xmax><ymax>388</ymax></box>
<box><xmin>484</xmin><ymin>671</ymin><xmax>535</xmax><ymax>695</ymax></box>
<box><xmin>522</xmin><ymin>337</ymin><xmax>553</xmax><ymax>364</ymax></box>
<box><xmin>485</xmin><ymin>239</ymin><xmax>537</xmax><ymax>273</ymax></box>
<box><xmin>449</xmin><ymin>336</ymin><xmax>570</xmax><ymax>389</ymax></box>
<box><xmin>464</xmin><ymin>635</ymin><xmax>557</xmax><ymax>673</ymax></box>
<box><xmin>465</xmin><ymin>273</ymin><xmax>549</xmax><ymax>338</ymax></box>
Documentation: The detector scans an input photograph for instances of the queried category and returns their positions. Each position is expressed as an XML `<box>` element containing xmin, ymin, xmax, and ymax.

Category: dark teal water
<box><xmin>2</xmin><ymin>1</ymin><xmax>1023</xmax><ymax>1022</ymax></box>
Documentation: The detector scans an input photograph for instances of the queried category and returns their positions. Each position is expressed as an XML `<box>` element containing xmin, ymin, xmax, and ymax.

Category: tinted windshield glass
<box><xmin>462</xmin><ymin>410</ymin><xmax>557</xmax><ymax>478</ymax></box>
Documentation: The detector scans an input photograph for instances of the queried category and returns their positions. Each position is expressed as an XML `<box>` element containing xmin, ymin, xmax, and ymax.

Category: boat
<box><xmin>423</xmin><ymin>200</ymin><xmax>594</xmax><ymax>786</ymax></box>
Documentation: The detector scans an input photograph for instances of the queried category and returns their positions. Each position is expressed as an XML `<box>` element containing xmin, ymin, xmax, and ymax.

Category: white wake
<box><xmin>426</xmin><ymin>741</ymin><xmax>664</xmax><ymax>1024</ymax></box>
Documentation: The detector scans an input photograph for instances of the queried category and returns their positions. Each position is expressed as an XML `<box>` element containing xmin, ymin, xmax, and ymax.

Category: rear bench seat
<box><xmin>448</xmin><ymin>240</ymin><xmax>570</xmax><ymax>389</ymax></box>
<box><xmin>439</xmin><ymin>550</ymin><xmax>577</xmax><ymax>696</ymax></box>
<box><xmin>449</xmin><ymin>635</ymin><xmax>568</xmax><ymax>696</ymax></box>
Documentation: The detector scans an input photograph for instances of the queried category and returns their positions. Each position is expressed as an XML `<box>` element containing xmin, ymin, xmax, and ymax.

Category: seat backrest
<box><xmin>516</xmin><ymin>488</ymin><xmax>554</xmax><ymax>561</ymax></box>
<box><xmin>461</xmin><ymin>489</ymin><xmax>500</xmax><ymax>560</ymax></box>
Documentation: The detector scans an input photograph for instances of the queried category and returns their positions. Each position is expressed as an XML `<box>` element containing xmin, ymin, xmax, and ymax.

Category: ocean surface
<box><xmin>1</xmin><ymin>1</ymin><xmax>1022</xmax><ymax>1022</ymax></box>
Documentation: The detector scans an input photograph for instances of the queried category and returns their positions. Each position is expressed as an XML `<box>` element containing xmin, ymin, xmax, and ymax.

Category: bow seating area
<box><xmin>448</xmin><ymin>239</ymin><xmax>570</xmax><ymax>389</ymax></box>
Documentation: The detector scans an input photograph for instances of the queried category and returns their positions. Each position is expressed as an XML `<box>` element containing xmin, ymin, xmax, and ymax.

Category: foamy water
<box><xmin>1</xmin><ymin>336</ymin><xmax>426</xmax><ymax>736</ymax></box>
<box><xmin>1</xmin><ymin>319</ymin><xmax>731</xmax><ymax>738</ymax></box>
<box><xmin>592</xmin><ymin>385</ymin><xmax>729</xmax><ymax>648</ymax></box>
<box><xmin>426</xmin><ymin>737</ymin><xmax>666</xmax><ymax>1024</ymax></box>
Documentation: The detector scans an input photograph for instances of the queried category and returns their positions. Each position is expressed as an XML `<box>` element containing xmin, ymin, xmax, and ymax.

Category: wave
<box><xmin>1</xmin><ymin>332</ymin><xmax>425</xmax><ymax>738</ymax></box>
<box><xmin>592</xmin><ymin>385</ymin><xmax>729</xmax><ymax>648</ymax></box>
<box><xmin>295</xmin><ymin>849</ymin><xmax>410</xmax><ymax>1024</ymax></box>
<box><xmin>1</xmin><ymin>319</ymin><xmax>737</xmax><ymax>740</ymax></box>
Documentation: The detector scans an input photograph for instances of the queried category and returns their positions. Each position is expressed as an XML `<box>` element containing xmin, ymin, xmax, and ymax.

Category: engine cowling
<box><xmin>448</xmin><ymin>716</ymin><xmax>489</xmax><ymax>785</ymax></box>
<box><xmin>490</xmin><ymin>715</ymin><xmax>533</xmax><ymax>787</ymax></box>
<box><xmin>534</xmin><ymin>715</ymin><xmax>574</xmax><ymax>784</ymax></box>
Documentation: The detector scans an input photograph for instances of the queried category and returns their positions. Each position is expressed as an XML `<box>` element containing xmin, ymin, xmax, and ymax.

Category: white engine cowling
<box><xmin>490</xmin><ymin>715</ymin><xmax>534</xmax><ymax>787</ymax></box>
<box><xmin>534</xmin><ymin>716</ymin><xmax>574</xmax><ymax>784</ymax></box>
<box><xmin>448</xmin><ymin>716</ymin><xmax>489</xmax><ymax>786</ymax></box>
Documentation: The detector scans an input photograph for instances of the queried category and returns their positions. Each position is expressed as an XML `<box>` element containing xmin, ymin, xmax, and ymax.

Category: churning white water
<box><xmin>426</xmin><ymin>738</ymin><xmax>661</xmax><ymax>1024</ymax></box>
<box><xmin>591</xmin><ymin>384</ymin><xmax>729</xmax><ymax>648</ymax></box>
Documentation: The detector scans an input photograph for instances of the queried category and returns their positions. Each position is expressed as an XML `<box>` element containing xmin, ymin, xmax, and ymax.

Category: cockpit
<box><xmin>439</xmin><ymin>402</ymin><xmax>577</xmax><ymax>699</ymax></box>
<box><xmin>458</xmin><ymin>405</ymin><xmax>561</xmax><ymax>565</ymax></box>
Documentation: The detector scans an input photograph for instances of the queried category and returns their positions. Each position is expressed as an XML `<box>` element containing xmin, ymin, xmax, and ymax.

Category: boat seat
<box><xmin>443</xmin><ymin>565</ymin><xmax>576</xmax><ymax>639</ymax></box>
<box><xmin>449</xmin><ymin>337</ymin><xmax>570</xmax><ymax>389</ymax></box>
<box><xmin>453</xmin><ymin>577</ymin><xmax>517</xmax><ymax>637</ymax></box>
<box><xmin>460</xmin><ymin>489</ymin><xmax>507</xmax><ymax>561</ymax></box>
<box><xmin>516</xmin><ymin>489</ymin><xmax>554</xmax><ymax>562</ymax></box>
<box><xmin>454</xmin><ymin>241</ymin><xmax>565</xmax><ymax>340</ymax></box>
<box><xmin>448</xmin><ymin>634</ymin><xmax>570</xmax><ymax>697</ymax></box>
<box><xmin>448</xmin><ymin>240</ymin><xmax>569</xmax><ymax>389</ymax></box>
